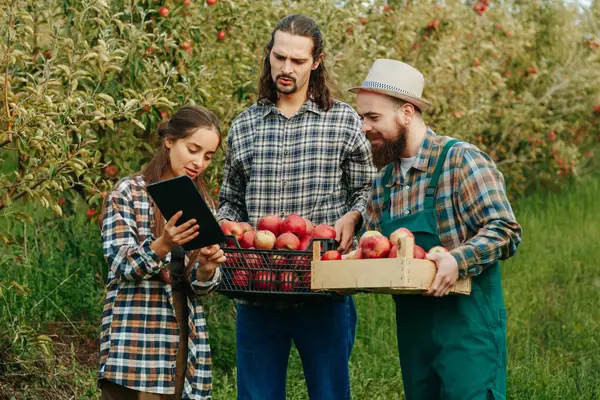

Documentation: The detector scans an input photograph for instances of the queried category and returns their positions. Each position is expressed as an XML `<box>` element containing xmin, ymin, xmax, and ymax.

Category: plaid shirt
<box><xmin>364</xmin><ymin>128</ymin><xmax>522</xmax><ymax>277</ymax></box>
<box><xmin>217</xmin><ymin>99</ymin><xmax>377</xmax><ymax>227</ymax></box>
<box><xmin>99</xmin><ymin>175</ymin><xmax>221</xmax><ymax>399</ymax></box>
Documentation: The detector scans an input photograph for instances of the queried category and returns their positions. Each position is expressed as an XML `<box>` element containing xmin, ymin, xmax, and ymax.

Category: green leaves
<box><xmin>1</xmin><ymin>0</ymin><xmax>599</xmax><ymax>235</ymax></box>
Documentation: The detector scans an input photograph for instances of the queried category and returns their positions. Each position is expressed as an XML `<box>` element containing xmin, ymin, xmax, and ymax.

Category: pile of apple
<box><xmin>220</xmin><ymin>214</ymin><xmax>337</xmax><ymax>292</ymax></box>
<box><xmin>329</xmin><ymin>227</ymin><xmax>448</xmax><ymax>260</ymax></box>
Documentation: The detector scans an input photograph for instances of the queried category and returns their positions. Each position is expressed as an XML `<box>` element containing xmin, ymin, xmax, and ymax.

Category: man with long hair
<box><xmin>217</xmin><ymin>14</ymin><xmax>376</xmax><ymax>400</ymax></box>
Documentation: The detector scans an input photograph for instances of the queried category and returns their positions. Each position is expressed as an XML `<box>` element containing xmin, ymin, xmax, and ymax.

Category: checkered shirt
<box><xmin>363</xmin><ymin>128</ymin><xmax>522</xmax><ymax>277</ymax></box>
<box><xmin>99</xmin><ymin>175</ymin><xmax>221</xmax><ymax>399</ymax></box>
<box><xmin>216</xmin><ymin>99</ymin><xmax>377</xmax><ymax>307</ymax></box>
<box><xmin>217</xmin><ymin>99</ymin><xmax>376</xmax><ymax>227</ymax></box>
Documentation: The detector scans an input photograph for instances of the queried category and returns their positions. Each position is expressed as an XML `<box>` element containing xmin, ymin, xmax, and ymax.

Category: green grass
<box><xmin>1</xmin><ymin>177</ymin><xmax>600</xmax><ymax>399</ymax></box>
<box><xmin>212</xmin><ymin>176</ymin><xmax>600</xmax><ymax>399</ymax></box>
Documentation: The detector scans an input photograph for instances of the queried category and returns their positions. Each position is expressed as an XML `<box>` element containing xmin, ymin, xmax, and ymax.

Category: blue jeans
<box><xmin>236</xmin><ymin>297</ymin><xmax>357</xmax><ymax>400</ymax></box>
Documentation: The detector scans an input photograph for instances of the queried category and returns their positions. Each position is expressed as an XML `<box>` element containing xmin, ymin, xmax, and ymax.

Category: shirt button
<box><xmin>284</xmin><ymin>151</ymin><xmax>288</xmax><ymax>156</ymax></box>
<box><xmin>282</xmin><ymin>180</ymin><xmax>286</xmax><ymax>185</ymax></box>
<box><xmin>404</xmin><ymin>210</ymin><xmax>410</xmax><ymax>215</ymax></box>
<box><xmin>280</xmin><ymin>212</ymin><xmax>285</xmax><ymax>218</ymax></box>
<box><xmin>404</xmin><ymin>185</ymin><xmax>410</xmax><ymax>190</ymax></box>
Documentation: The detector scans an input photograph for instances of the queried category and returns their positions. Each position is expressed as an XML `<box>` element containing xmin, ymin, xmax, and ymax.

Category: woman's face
<box><xmin>165</xmin><ymin>127</ymin><xmax>220</xmax><ymax>179</ymax></box>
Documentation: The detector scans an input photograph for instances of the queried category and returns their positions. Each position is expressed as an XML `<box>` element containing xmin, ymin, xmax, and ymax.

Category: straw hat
<box><xmin>349</xmin><ymin>59</ymin><xmax>432</xmax><ymax>111</ymax></box>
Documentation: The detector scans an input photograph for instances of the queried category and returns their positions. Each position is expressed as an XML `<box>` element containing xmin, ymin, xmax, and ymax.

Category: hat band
<box><xmin>361</xmin><ymin>81</ymin><xmax>420</xmax><ymax>99</ymax></box>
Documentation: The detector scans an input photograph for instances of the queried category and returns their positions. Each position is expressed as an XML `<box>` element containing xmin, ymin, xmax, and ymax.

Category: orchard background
<box><xmin>1</xmin><ymin>0</ymin><xmax>599</xmax><ymax>399</ymax></box>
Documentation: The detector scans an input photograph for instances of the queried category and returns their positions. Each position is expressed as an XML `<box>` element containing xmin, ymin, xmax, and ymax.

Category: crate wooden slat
<box><xmin>310</xmin><ymin>237</ymin><xmax>471</xmax><ymax>295</ymax></box>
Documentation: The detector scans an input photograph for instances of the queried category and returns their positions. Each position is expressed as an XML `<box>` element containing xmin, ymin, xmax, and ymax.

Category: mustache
<box><xmin>366</xmin><ymin>131</ymin><xmax>382</xmax><ymax>141</ymax></box>
<box><xmin>276</xmin><ymin>74</ymin><xmax>296</xmax><ymax>83</ymax></box>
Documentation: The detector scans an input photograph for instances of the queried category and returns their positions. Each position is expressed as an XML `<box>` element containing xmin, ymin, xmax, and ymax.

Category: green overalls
<box><xmin>379</xmin><ymin>140</ymin><xmax>507</xmax><ymax>400</ymax></box>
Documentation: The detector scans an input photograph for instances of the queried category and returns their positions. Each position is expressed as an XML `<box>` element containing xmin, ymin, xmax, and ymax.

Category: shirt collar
<box><xmin>412</xmin><ymin>127</ymin><xmax>437</xmax><ymax>173</ymax></box>
<box><xmin>384</xmin><ymin>127</ymin><xmax>437</xmax><ymax>187</ymax></box>
<box><xmin>260</xmin><ymin>98</ymin><xmax>324</xmax><ymax>118</ymax></box>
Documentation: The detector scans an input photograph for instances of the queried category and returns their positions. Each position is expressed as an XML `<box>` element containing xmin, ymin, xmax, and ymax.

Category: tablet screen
<box><xmin>146</xmin><ymin>175</ymin><xmax>227</xmax><ymax>251</ymax></box>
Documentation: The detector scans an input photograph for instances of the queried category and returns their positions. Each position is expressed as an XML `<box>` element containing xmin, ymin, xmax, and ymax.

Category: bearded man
<box><xmin>352</xmin><ymin>59</ymin><xmax>522</xmax><ymax>400</ymax></box>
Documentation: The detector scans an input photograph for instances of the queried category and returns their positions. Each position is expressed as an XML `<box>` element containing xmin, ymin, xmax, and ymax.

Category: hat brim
<box><xmin>348</xmin><ymin>86</ymin><xmax>432</xmax><ymax>112</ymax></box>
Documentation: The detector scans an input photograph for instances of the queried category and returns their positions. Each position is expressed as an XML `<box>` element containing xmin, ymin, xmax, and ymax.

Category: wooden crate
<box><xmin>310</xmin><ymin>237</ymin><xmax>471</xmax><ymax>295</ymax></box>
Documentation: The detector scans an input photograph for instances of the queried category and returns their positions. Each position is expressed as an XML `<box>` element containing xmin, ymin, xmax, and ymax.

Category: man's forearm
<box><xmin>450</xmin><ymin>219</ymin><xmax>521</xmax><ymax>277</ymax></box>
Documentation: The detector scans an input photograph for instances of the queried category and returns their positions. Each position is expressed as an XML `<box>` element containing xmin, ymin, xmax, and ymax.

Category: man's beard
<box><xmin>369</xmin><ymin>123</ymin><xmax>408</xmax><ymax>170</ymax></box>
<box><xmin>274</xmin><ymin>74</ymin><xmax>297</xmax><ymax>94</ymax></box>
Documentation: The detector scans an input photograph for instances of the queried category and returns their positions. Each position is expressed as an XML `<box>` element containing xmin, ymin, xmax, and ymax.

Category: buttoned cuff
<box><xmin>189</xmin><ymin>265</ymin><xmax>222</xmax><ymax>295</ymax></box>
<box><xmin>450</xmin><ymin>246</ymin><xmax>479</xmax><ymax>278</ymax></box>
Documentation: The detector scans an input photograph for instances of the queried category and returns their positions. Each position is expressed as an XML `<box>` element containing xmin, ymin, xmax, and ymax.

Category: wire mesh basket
<box><xmin>217</xmin><ymin>237</ymin><xmax>339</xmax><ymax>301</ymax></box>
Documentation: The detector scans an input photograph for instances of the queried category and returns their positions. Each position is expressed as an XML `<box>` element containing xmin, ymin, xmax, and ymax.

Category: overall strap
<box><xmin>381</xmin><ymin>163</ymin><xmax>395</xmax><ymax>221</ymax></box>
<box><xmin>424</xmin><ymin>139</ymin><xmax>459</xmax><ymax>209</ymax></box>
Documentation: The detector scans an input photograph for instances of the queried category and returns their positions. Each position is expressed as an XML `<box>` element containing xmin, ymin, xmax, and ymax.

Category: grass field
<box><xmin>214</xmin><ymin>174</ymin><xmax>600</xmax><ymax>399</ymax></box>
<box><xmin>1</xmin><ymin>176</ymin><xmax>599</xmax><ymax>399</ymax></box>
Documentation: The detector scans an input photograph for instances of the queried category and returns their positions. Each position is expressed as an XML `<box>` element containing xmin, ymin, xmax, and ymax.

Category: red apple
<box><xmin>240</xmin><ymin>231</ymin><xmax>256</xmax><ymax>249</ymax></box>
<box><xmin>360</xmin><ymin>235</ymin><xmax>392</xmax><ymax>259</ymax></box>
<box><xmin>301</xmin><ymin>272</ymin><xmax>311</xmax><ymax>287</ymax></box>
<box><xmin>221</xmin><ymin>220</ymin><xmax>244</xmax><ymax>240</ymax></box>
<box><xmin>239</xmin><ymin>222</ymin><xmax>253</xmax><ymax>233</ymax></box>
<box><xmin>206</xmin><ymin>0</ymin><xmax>217</xmax><ymax>4</ymax></box>
<box><xmin>303</xmin><ymin>218</ymin><xmax>314</xmax><ymax>235</ymax></box>
<box><xmin>360</xmin><ymin>230</ymin><xmax>383</xmax><ymax>242</ymax></box>
<box><xmin>225</xmin><ymin>244</ymin><xmax>241</xmax><ymax>265</ymax></box>
<box><xmin>254</xmin><ymin>271</ymin><xmax>277</xmax><ymax>291</ymax></box>
<box><xmin>254</xmin><ymin>230</ymin><xmax>276</xmax><ymax>250</ymax></box>
<box><xmin>280</xmin><ymin>271</ymin><xmax>299</xmax><ymax>292</ymax></box>
<box><xmin>276</xmin><ymin>232</ymin><xmax>300</xmax><ymax>250</ymax></box>
<box><xmin>322</xmin><ymin>250</ymin><xmax>342</xmax><ymax>260</ymax></box>
<box><xmin>290</xmin><ymin>255</ymin><xmax>311</xmax><ymax>270</ymax></box>
<box><xmin>428</xmin><ymin>246</ymin><xmax>450</xmax><ymax>254</ymax></box>
<box><xmin>298</xmin><ymin>235</ymin><xmax>313</xmax><ymax>251</ymax></box>
<box><xmin>389</xmin><ymin>227</ymin><xmax>414</xmax><ymax>245</ymax></box>
<box><xmin>257</xmin><ymin>215</ymin><xmax>282</xmax><ymax>236</ymax></box>
<box><xmin>104</xmin><ymin>165</ymin><xmax>118</xmax><ymax>178</ymax></box>
<box><xmin>232</xmin><ymin>270</ymin><xmax>250</xmax><ymax>288</ymax></box>
<box><xmin>414</xmin><ymin>245</ymin><xmax>427</xmax><ymax>259</ymax></box>
<box><xmin>281</xmin><ymin>214</ymin><xmax>307</xmax><ymax>236</ymax></box>
<box><xmin>158</xmin><ymin>7</ymin><xmax>169</xmax><ymax>17</ymax></box>
<box><xmin>311</xmin><ymin>224</ymin><xmax>336</xmax><ymax>239</ymax></box>
<box><xmin>244</xmin><ymin>250</ymin><xmax>263</xmax><ymax>269</ymax></box>
<box><xmin>389</xmin><ymin>245</ymin><xmax>398</xmax><ymax>258</ymax></box>
<box><xmin>345</xmin><ymin>248</ymin><xmax>362</xmax><ymax>260</ymax></box>
<box><xmin>270</xmin><ymin>254</ymin><xmax>288</xmax><ymax>269</ymax></box>
<box><xmin>217</xmin><ymin>30</ymin><xmax>226</xmax><ymax>40</ymax></box>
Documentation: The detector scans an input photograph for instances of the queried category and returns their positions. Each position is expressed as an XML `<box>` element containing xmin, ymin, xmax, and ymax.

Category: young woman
<box><xmin>98</xmin><ymin>105</ymin><xmax>226</xmax><ymax>400</ymax></box>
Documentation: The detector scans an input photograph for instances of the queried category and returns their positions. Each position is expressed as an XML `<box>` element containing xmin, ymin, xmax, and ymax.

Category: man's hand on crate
<box><xmin>425</xmin><ymin>251</ymin><xmax>459</xmax><ymax>297</ymax></box>
<box><xmin>334</xmin><ymin>210</ymin><xmax>362</xmax><ymax>253</ymax></box>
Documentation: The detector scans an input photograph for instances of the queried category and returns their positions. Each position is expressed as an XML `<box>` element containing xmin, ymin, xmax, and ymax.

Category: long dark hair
<box><xmin>258</xmin><ymin>14</ymin><xmax>333</xmax><ymax>111</ymax></box>
<box><xmin>142</xmin><ymin>105</ymin><xmax>222</xmax><ymax>268</ymax></box>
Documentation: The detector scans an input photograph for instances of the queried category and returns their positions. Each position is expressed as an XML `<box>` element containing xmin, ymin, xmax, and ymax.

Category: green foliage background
<box><xmin>1</xmin><ymin>0</ymin><xmax>600</xmax><ymax>398</ymax></box>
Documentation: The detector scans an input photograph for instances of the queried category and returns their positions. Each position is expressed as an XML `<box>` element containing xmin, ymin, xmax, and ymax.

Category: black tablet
<box><xmin>146</xmin><ymin>175</ymin><xmax>227</xmax><ymax>251</ymax></box>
